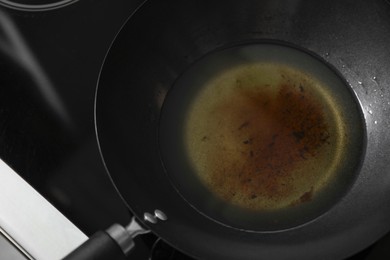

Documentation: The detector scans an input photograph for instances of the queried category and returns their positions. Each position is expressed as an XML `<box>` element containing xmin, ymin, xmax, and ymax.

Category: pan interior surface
<box><xmin>159</xmin><ymin>43</ymin><xmax>365</xmax><ymax>231</ymax></box>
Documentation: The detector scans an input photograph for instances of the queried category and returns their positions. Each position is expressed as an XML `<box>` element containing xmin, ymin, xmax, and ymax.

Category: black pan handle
<box><xmin>63</xmin><ymin>218</ymin><xmax>150</xmax><ymax>260</ymax></box>
<box><xmin>62</xmin><ymin>230</ymin><xmax>127</xmax><ymax>260</ymax></box>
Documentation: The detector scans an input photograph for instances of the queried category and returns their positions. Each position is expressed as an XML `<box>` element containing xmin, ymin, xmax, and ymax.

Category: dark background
<box><xmin>0</xmin><ymin>0</ymin><xmax>389</xmax><ymax>259</ymax></box>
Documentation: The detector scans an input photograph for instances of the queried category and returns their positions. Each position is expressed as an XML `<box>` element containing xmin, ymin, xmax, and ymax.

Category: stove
<box><xmin>0</xmin><ymin>0</ymin><xmax>388</xmax><ymax>259</ymax></box>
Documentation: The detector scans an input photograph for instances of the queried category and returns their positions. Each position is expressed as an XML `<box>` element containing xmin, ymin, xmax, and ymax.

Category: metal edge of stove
<box><xmin>0</xmin><ymin>226</ymin><xmax>33</xmax><ymax>259</ymax></box>
<box><xmin>0</xmin><ymin>158</ymin><xmax>88</xmax><ymax>260</ymax></box>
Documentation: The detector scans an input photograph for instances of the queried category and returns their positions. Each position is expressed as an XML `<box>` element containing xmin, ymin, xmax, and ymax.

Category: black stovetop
<box><xmin>0</xmin><ymin>1</ymin><xmax>388</xmax><ymax>259</ymax></box>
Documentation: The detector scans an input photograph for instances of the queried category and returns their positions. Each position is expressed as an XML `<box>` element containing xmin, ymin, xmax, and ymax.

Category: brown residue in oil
<box><xmin>197</xmin><ymin>73</ymin><xmax>331</xmax><ymax>209</ymax></box>
<box><xmin>238</xmin><ymin>121</ymin><xmax>250</xmax><ymax>130</ymax></box>
<box><xmin>291</xmin><ymin>187</ymin><xmax>314</xmax><ymax>206</ymax></box>
<box><xmin>299</xmin><ymin>187</ymin><xmax>314</xmax><ymax>203</ymax></box>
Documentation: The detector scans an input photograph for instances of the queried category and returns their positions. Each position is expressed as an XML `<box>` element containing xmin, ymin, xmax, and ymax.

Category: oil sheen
<box><xmin>185</xmin><ymin>62</ymin><xmax>346</xmax><ymax>210</ymax></box>
<box><xmin>159</xmin><ymin>43</ymin><xmax>365</xmax><ymax>230</ymax></box>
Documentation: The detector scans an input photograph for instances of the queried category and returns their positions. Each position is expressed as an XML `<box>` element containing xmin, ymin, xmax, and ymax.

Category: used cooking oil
<box><xmin>159</xmin><ymin>43</ymin><xmax>365</xmax><ymax>231</ymax></box>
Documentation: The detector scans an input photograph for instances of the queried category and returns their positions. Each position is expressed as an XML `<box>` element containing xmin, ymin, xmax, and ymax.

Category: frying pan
<box><xmin>66</xmin><ymin>0</ymin><xmax>390</xmax><ymax>259</ymax></box>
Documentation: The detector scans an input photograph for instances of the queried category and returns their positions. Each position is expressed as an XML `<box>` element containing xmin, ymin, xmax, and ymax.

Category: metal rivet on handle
<box><xmin>154</xmin><ymin>210</ymin><xmax>167</xmax><ymax>221</ymax></box>
<box><xmin>144</xmin><ymin>212</ymin><xmax>157</xmax><ymax>224</ymax></box>
<box><xmin>143</xmin><ymin>209</ymin><xmax>167</xmax><ymax>224</ymax></box>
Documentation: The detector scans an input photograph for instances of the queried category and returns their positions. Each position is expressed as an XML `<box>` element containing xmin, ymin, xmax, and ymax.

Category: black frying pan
<box><xmin>68</xmin><ymin>0</ymin><xmax>390</xmax><ymax>259</ymax></box>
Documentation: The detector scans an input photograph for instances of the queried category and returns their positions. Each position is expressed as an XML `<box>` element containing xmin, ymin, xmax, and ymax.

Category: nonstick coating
<box><xmin>95</xmin><ymin>0</ymin><xmax>390</xmax><ymax>259</ymax></box>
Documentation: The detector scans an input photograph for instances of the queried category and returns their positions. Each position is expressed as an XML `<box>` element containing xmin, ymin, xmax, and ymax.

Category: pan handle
<box><xmin>62</xmin><ymin>217</ymin><xmax>150</xmax><ymax>260</ymax></box>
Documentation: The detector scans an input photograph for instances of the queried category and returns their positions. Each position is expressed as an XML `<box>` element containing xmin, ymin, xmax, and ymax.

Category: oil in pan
<box><xmin>159</xmin><ymin>42</ymin><xmax>365</xmax><ymax>231</ymax></box>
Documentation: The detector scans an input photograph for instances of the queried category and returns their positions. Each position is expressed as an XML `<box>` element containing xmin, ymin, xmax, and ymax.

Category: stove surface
<box><xmin>0</xmin><ymin>1</ymin><xmax>388</xmax><ymax>259</ymax></box>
